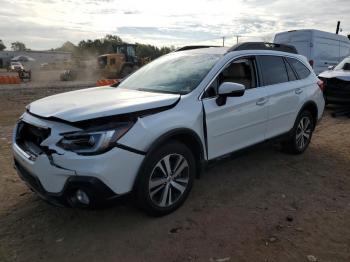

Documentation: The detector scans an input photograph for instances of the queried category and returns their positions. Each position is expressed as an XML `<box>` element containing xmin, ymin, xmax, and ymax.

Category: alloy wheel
<box><xmin>148</xmin><ymin>153</ymin><xmax>189</xmax><ymax>208</ymax></box>
<box><xmin>296</xmin><ymin>116</ymin><xmax>312</xmax><ymax>150</ymax></box>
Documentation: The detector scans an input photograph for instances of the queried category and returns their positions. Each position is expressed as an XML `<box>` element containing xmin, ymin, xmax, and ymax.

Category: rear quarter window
<box><xmin>286</xmin><ymin>57</ymin><xmax>311</xmax><ymax>79</ymax></box>
<box><xmin>284</xmin><ymin>59</ymin><xmax>297</xmax><ymax>81</ymax></box>
<box><xmin>258</xmin><ymin>56</ymin><xmax>289</xmax><ymax>86</ymax></box>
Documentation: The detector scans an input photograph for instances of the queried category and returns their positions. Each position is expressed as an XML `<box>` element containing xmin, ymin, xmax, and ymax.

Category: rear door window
<box><xmin>258</xmin><ymin>56</ymin><xmax>289</xmax><ymax>86</ymax></box>
<box><xmin>286</xmin><ymin>57</ymin><xmax>311</xmax><ymax>79</ymax></box>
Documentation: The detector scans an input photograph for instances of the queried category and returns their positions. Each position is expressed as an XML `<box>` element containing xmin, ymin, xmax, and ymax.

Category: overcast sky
<box><xmin>0</xmin><ymin>0</ymin><xmax>349</xmax><ymax>50</ymax></box>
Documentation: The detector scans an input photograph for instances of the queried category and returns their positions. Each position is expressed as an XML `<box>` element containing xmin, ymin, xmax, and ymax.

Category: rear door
<box><xmin>290</xmin><ymin>40</ymin><xmax>310</xmax><ymax>60</ymax></box>
<box><xmin>340</xmin><ymin>41</ymin><xmax>350</xmax><ymax>61</ymax></box>
<box><xmin>202</xmin><ymin>56</ymin><xmax>268</xmax><ymax>159</ymax></box>
<box><xmin>257</xmin><ymin>55</ymin><xmax>304</xmax><ymax>138</ymax></box>
<box><xmin>274</xmin><ymin>31</ymin><xmax>311</xmax><ymax>60</ymax></box>
<box><xmin>313</xmin><ymin>37</ymin><xmax>340</xmax><ymax>74</ymax></box>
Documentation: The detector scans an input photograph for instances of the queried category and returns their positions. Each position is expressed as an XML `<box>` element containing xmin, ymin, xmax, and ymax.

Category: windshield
<box><xmin>118</xmin><ymin>52</ymin><xmax>221</xmax><ymax>94</ymax></box>
<box><xmin>334</xmin><ymin>57</ymin><xmax>350</xmax><ymax>70</ymax></box>
<box><xmin>11</xmin><ymin>62</ymin><xmax>20</xmax><ymax>65</ymax></box>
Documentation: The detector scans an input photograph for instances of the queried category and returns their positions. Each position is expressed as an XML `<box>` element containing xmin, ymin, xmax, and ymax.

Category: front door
<box><xmin>202</xmin><ymin>56</ymin><xmax>269</xmax><ymax>160</ymax></box>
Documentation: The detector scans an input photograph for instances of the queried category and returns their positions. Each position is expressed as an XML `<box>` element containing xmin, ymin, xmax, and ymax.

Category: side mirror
<box><xmin>328</xmin><ymin>65</ymin><xmax>335</xmax><ymax>70</ymax></box>
<box><xmin>216</xmin><ymin>82</ymin><xmax>245</xmax><ymax>106</ymax></box>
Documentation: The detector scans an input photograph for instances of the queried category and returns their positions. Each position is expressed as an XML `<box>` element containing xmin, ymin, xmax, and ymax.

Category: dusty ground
<box><xmin>0</xmin><ymin>68</ymin><xmax>97</xmax><ymax>88</ymax></box>
<box><xmin>0</xmin><ymin>85</ymin><xmax>349</xmax><ymax>262</ymax></box>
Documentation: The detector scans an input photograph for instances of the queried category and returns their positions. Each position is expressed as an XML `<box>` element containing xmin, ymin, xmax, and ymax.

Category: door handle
<box><xmin>256</xmin><ymin>98</ymin><xmax>268</xmax><ymax>106</ymax></box>
<box><xmin>295</xmin><ymin>88</ymin><xmax>303</xmax><ymax>94</ymax></box>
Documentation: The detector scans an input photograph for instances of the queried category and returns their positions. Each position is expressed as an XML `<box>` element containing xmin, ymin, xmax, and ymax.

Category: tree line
<box><xmin>0</xmin><ymin>35</ymin><xmax>175</xmax><ymax>60</ymax></box>
<box><xmin>0</xmin><ymin>40</ymin><xmax>30</xmax><ymax>51</ymax></box>
<box><xmin>54</xmin><ymin>34</ymin><xmax>175</xmax><ymax>60</ymax></box>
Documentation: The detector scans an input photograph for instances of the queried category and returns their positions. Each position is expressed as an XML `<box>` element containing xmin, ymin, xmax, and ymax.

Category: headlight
<box><xmin>57</xmin><ymin>122</ymin><xmax>133</xmax><ymax>155</ymax></box>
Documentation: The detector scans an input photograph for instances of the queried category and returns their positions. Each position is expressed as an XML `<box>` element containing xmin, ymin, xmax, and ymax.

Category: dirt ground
<box><xmin>0</xmin><ymin>68</ymin><xmax>98</xmax><ymax>88</ymax></box>
<box><xmin>0</xmin><ymin>85</ymin><xmax>349</xmax><ymax>262</ymax></box>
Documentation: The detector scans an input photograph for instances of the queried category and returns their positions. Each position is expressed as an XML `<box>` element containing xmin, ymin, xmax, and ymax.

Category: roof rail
<box><xmin>227</xmin><ymin>42</ymin><xmax>298</xmax><ymax>54</ymax></box>
<box><xmin>175</xmin><ymin>45</ymin><xmax>220</xmax><ymax>52</ymax></box>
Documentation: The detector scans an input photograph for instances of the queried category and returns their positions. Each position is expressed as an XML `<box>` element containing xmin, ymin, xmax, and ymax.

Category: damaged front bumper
<box><xmin>13</xmin><ymin>156</ymin><xmax>119</xmax><ymax>207</ymax></box>
<box><xmin>12</xmin><ymin>112</ymin><xmax>145</xmax><ymax>208</ymax></box>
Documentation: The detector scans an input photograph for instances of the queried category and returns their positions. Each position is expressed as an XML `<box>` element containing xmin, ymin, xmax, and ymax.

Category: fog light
<box><xmin>76</xmin><ymin>190</ymin><xmax>90</xmax><ymax>205</ymax></box>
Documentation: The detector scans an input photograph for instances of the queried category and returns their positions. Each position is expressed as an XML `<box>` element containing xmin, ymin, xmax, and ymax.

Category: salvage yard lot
<box><xmin>0</xmin><ymin>85</ymin><xmax>349</xmax><ymax>262</ymax></box>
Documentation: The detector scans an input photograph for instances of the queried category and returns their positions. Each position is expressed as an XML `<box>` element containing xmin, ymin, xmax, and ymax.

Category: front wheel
<box><xmin>283</xmin><ymin>111</ymin><xmax>314</xmax><ymax>154</ymax></box>
<box><xmin>136</xmin><ymin>141</ymin><xmax>195</xmax><ymax>216</ymax></box>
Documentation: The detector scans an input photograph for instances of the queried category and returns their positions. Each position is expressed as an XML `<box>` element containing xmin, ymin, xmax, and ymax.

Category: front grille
<box><xmin>16</xmin><ymin>121</ymin><xmax>51</xmax><ymax>157</ymax></box>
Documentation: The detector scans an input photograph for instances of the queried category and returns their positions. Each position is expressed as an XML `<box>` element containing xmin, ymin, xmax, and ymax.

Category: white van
<box><xmin>274</xmin><ymin>29</ymin><xmax>350</xmax><ymax>75</ymax></box>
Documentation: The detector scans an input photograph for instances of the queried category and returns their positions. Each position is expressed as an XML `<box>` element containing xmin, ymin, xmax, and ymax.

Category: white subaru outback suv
<box><xmin>13</xmin><ymin>43</ymin><xmax>325</xmax><ymax>216</ymax></box>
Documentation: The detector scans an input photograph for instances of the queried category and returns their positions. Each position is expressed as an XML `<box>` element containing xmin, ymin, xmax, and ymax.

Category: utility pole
<box><xmin>234</xmin><ymin>35</ymin><xmax>240</xmax><ymax>44</ymax></box>
<box><xmin>222</xmin><ymin>36</ymin><xmax>225</xmax><ymax>47</ymax></box>
<box><xmin>336</xmin><ymin>21</ymin><xmax>341</xmax><ymax>34</ymax></box>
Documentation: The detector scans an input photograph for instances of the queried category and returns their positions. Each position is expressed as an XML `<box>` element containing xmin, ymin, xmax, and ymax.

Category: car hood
<box><xmin>28</xmin><ymin>86</ymin><xmax>180</xmax><ymax>122</ymax></box>
<box><xmin>319</xmin><ymin>70</ymin><xmax>350</xmax><ymax>81</ymax></box>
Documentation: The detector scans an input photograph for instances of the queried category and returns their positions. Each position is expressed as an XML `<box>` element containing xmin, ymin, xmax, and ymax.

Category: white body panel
<box><xmin>274</xmin><ymin>29</ymin><xmax>350</xmax><ymax>75</ymax></box>
<box><xmin>319</xmin><ymin>69</ymin><xmax>350</xmax><ymax>81</ymax></box>
<box><xmin>29</xmin><ymin>86</ymin><xmax>179</xmax><ymax>122</ymax></box>
<box><xmin>203</xmin><ymin>88</ymin><xmax>268</xmax><ymax>159</ymax></box>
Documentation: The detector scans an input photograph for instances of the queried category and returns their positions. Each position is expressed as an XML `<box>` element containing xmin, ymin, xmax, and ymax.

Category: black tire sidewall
<box><xmin>136</xmin><ymin>141</ymin><xmax>196</xmax><ymax>216</ymax></box>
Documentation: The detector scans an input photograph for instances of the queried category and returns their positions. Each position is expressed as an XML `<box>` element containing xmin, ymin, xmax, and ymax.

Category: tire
<box><xmin>136</xmin><ymin>141</ymin><xmax>196</xmax><ymax>216</ymax></box>
<box><xmin>282</xmin><ymin>110</ymin><xmax>314</xmax><ymax>154</ymax></box>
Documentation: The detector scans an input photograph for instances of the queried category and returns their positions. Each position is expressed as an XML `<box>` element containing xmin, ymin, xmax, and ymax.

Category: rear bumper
<box><xmin>14</xmin><ymin>159</ymin><xmax>125</xmax><ymax>207</ymax></box>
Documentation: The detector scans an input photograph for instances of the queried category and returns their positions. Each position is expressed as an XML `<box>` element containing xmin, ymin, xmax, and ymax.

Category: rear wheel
<box><xmin>283</xmin><ymin>111</ymin><xmax>314</xmax><ymax>154</ymax></box>
<box><xmin>136</xmin><ymin>141</ymin><xmax>195</xmax><ymax>216</ymax></box>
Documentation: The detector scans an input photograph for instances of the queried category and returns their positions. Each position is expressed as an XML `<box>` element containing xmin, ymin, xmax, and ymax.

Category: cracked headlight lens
<box><xmin>57</xmin><ymin>122</ymin><xmax>133</xmax><ymax>155</ymax></box>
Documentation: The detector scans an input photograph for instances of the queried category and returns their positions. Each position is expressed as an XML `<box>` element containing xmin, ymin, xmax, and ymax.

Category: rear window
<box><xmin>258</xmin><ymin>56</ymin><xmax>289</xmax><ymax>85</ymax></box>
<box><xmin>286</xmin><ymin>58</ymin><xmax>311</xmax><ymax>79</ymax></box>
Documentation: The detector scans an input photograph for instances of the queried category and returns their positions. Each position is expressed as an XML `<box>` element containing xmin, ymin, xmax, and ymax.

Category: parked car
<box><xmin>7</xmin><ymin>61</ymin><xmax>24</xmax><ymax>72</ymax></box>
<box><xmin>319</xmin><ymin>56</ymin><xmax>350</xmax><ymax>105</ymax></box>
<box><xmin>13</xmin><ymin>43</ymin><xmax>325</xmax><ymax>216</ymax></box>
<box><xmin>274</xmin><ymin>29</ymin><xmax>350</xmax><ymax>75</ymax></box>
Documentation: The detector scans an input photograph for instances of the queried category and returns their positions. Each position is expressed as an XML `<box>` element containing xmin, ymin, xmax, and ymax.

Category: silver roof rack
<box><xmin>175</xmin><ymin>45</ymin><xmax>221</xmax><ymax>52</ymax></box>
<box><xmin>227</xmin><ymin>42</ymin><xmax>298</xmax><ymax>54</ymax></box>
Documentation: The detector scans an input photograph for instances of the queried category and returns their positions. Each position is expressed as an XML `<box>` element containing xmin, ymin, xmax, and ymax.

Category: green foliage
<box><xmin>11</xmin><ymin>41</ymin><xmax>26</xmax><ymax>51</ymax></box>
<box><xmin>0</xmin><ymin>40</ymin><xmax>6</xmax><ymax>51</ymax></box>
<box><xmin>76</xmin><ymin>35</ymin><xmax>123</xmax><ymax>56</ymax></box>
<box><xmin>55</xmin><ymin>41</ymin><xmax>77</xmax><ymax>53</ymax></box>
<box><xmin>55</xmin><ymin>35</ymin><xmax>173</xmax><ymax>60</ymax></box>
<box><xmin>135</xmin><ymin>43</ymin><xmax>175</xmax><ymax>60</ymax></box>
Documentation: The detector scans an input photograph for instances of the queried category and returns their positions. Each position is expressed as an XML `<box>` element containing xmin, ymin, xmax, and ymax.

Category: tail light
<box><xmin>309</xmin><ymin>60</ymin><xmax>314</xmax><ymax>68</ymax></box>
<box><xmin>317</xmin><ymin>80</ymin><xmax>325</xmax><ymax>92</ymax></box>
